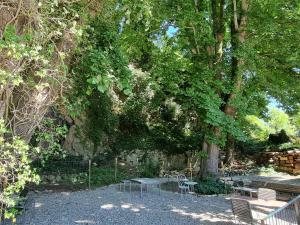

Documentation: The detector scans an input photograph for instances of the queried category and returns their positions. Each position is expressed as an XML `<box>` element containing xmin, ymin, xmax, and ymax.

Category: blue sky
<box><xmin>166</xmin><ymin>26</ymin><xmax>179</xmax><ymax>37</ymax></box>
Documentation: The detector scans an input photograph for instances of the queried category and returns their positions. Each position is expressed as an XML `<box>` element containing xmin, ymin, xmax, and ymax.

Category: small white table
<box><xmin>130</xmin><ymin>178</ymin><xmax>161</xmax><ymax>198</ymax></box>
<box><xmin>184</xmin><ymin>181</ymin><xmax>198</xmax><ymax>192</ymax></box>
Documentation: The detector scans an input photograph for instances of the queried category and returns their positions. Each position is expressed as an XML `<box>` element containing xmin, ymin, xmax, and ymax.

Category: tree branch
<box><xmin>232</xmin><ymin>0</ymin><xmax>239</xmax><ymax>30</ymax></box>
<box><xmin>5</xmin><ymin>0</ymin><xmax>23</xmax><ymax>28</ymax></box>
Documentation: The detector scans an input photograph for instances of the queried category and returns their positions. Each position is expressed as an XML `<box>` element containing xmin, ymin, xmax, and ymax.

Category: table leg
<box><xmin>159</xmin><ymin>183</ymin><xmax>161</xmax><ymax>195</ymax></box>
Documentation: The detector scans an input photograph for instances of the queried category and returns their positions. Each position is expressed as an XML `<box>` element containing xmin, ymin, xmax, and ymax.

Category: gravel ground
<box><xmin>10</xmin><ymin>184</ymin><xmax>236</xmax><ymax>225</ymax></box>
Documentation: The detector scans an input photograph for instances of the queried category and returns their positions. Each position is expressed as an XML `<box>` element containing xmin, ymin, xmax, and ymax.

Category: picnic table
<box><xmin>130</xmin><ymin>178</ymin><xmax>162</xmax><ymax>198</ymax></box>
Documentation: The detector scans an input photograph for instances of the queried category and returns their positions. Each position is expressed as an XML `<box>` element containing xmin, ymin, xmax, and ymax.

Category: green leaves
<box><xmin>87</xmin><ymin>75</ymin><xmax>111</xmax><ymax>93</ymax></box>
<box><xmin>34</xmin><ymin>118</ymin><xmax>68</xmax><ymax>162</ymax></box>
<box><xmin>0</xmin><ymin>121</ymin><xmax>39</xmax><ymax>220</ymax></box>
<box><xmin>69</xmin><ymin>16</ymin><xmax>133</xmax><ymax>118</ymax></box>
<box><xmin>245</xmin><ymin>107</ymin><xmax>299</xmax><ymax>141</ymax></box>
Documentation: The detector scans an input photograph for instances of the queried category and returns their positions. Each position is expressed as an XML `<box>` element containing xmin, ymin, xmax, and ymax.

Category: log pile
<box><xmin>261</xmin><ymin>149</ymin><xmax>300</xmax><ymax>175</ymax></box>
<box><xmin>259</xmin><ymin>152</ymin><xmax>280</xmax><ymax>165</ymax></box>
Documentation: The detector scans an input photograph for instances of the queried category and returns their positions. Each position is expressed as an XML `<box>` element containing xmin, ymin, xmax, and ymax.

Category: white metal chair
<box><xmin>258</xmin><ymin>188</ymin><xmax>276</xmax><ymax>201</ymax></box>
<box><xmin>177</xmin><ymin>174</ymin><xmax>189</xmax><ymax>195</ymax></box>
<box><xmin>231</xmin><ymin>198</ymin><xmax>257</xmax><ymax>224</ymax></box>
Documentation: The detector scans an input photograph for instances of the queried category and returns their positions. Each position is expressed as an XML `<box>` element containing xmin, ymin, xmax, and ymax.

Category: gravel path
<box><xmin>11</xmin><ymin>185</ymin><xmax>236</xmax><ymax>225</ymax></box>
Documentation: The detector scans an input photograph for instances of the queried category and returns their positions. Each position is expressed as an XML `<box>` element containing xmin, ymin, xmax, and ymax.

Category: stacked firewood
<box><xmin>260</xmin><ymin>150</ymin><xmax>300</xmax><ymax>175</ymax></box>
<box><xmin>258</xmin><ymin>152</ymin><xmax>279</xmax><ymax>165</ymax></box>
<box><xmin>277</xmin><ymin>150</ymin><xmax>300</xmax><ymax>175</ymax></box>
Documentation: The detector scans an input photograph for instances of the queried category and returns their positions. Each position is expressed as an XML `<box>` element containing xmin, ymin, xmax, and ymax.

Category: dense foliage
<box><xmin>195</xmin><ymin>177</ymin><xmax>232</xmax><ymax>195</ymax></box>
<box><xmin>0</xmin><ymin>120</ymin><xmax>39</xmax><ymax>220</ymax></box>
<box><xmin>114</xmin><ymin>0</ymin><xmax>300</xmax><ymax>173</ymax></box>
<box><xmin>0</xmin><ymin>0</ymin><xmax>300</xmax><ymax>221</ymax></box>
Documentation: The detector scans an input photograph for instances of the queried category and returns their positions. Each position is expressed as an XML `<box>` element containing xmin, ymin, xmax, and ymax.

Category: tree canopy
<box><xmin>0</xmin><ymin>0</ymin><xmax>300</xmax><ymax>220</ymax></box>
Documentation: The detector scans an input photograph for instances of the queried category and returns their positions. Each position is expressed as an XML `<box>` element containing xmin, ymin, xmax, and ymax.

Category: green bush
<box><xmin>138</xmin><ymin>161</ymin><xmax>160</xmax><ymax>178</ymax></box>
<box><xmin>195</xmin><ymin>177</ymin><xmax>232</xmax><ymax>195</ymax></box>
<box><xmin>90</xmin><ymin>165</ymin><xmax>137</xmax><ymax>187</ymax></box>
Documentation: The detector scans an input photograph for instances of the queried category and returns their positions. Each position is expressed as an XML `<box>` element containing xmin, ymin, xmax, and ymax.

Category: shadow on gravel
<box><xmin>9</xmin><ymin>185</ymin><xmax>237</xmax><ymax>225</ymax></box>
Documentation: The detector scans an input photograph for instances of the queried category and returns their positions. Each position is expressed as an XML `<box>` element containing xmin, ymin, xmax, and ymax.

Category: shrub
<box><xmin>0</xmin><ymin>121</ymin><xmax>39</xmax><ymax>221</ymax></box>
<box><xmin>138</xmin><ymin>161</ymin><xmax>160</xmax><ymax>178</ymax></box>
<box><xmin>90</xmin><ymin>165</ymin><xmax>137</xmax><ymax>187</ymax></box>
<box><xmin>194</xmin><ymin>176</ymin><xmax>232</xmax><ymax>195</ymax></box>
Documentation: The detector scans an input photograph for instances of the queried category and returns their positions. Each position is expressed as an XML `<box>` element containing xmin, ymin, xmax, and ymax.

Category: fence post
<box><xmin>114</xmin><ymin>157</ymin><xmax>118</xmax><ymax>181</ymax></box>
<box><xmin>294</xmin><ymin>201</ymin><xmax>300</xmax><ymax>224</ymax></box>
<box><xmin>88</xmin><ymin>160</ymin><xmax>91</xmax><ymax>190</ymax></box>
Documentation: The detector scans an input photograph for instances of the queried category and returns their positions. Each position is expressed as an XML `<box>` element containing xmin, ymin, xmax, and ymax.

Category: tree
<box><xmin>246</xmin><ymin>107</ymin><xmax>299</xmax><ymax>145</ymax></box>
<box><xmin>268</xmin><ymin>108</ymin><xmax>296</xmax><ymax>136</ymax></box>
<box><xmin>117</xmin><ymin>0</ymin><xmax>300</xmax><ymax>175</ymax></box>
<box><xmin>0</xmin><ymin>0</ymin><xmax>108</xmax><ymax>220</ymax></box>
<box><xmin>294</xmin><ymin>108</ymin><xmax>300</xmax><ymax>133</ymax></box>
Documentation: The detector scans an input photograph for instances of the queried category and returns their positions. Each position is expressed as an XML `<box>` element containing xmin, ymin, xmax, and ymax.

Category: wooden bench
<box><xmin>233</xmin><ymin>187</ymin><xmax>258</xmax><ymax>198</ymax></box>
<box><xmin>250</xmin><ymin>180</ymin><xmax>300</xmax><ymax>201</ymax></box>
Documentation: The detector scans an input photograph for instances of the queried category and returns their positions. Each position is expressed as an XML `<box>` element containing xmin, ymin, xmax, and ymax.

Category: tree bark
<box><xmin>207</xmin><ymin>142</ymin><xmax>220</xmax><ymax>174</ymax></box>
<box><xmin>200</xmin><ymin>133</ymin><xmax>220</xmax><ymax>177</ymax></box>
<box><xmin>199</xmin><ymin>140</ymin><xmax>208</xmax><ymax>178</ymax></box>
<box><xmin>225</xmin><ymin>134</ymin><xmax>234</xmax><ymax>165</ymax></box>
<box><xmin>223</xmin><ymin>0</ymin><xmax>249</xmax><ymax>164</ymax></box>
<box><xmin>200</xmin><ymin>0</ymin><xmax>225</xmax><ymax>177</ymax></box>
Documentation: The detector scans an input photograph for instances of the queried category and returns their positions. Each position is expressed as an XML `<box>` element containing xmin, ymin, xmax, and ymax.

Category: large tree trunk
<box><xmin>201</xmin><ymin>126</ymin><xmax>222</xmax><ymax>177</ymax></box>
<box><xmin>223</xmin><ymin>0</ymin><xmax>249</xmax><ymax>164</ymax></box>
<box><xmin>207</xmin><ymin>142</ymin><xmax>220</xmax><ymax>174</ymax></box>
<box><xmin>225</xmin><ymin>134</ymin><xmax>235</xmax><ymax>165</ymax></box>
<box><xmin>200</xmin><ymin>0</ymin><xmax>225</xmax><ymax>176</ymax></box>
<box><xmin>200</xmin><ymin>137</ymin><xmax>220</xmax><ymax>177</ymax></box>
<box><xmin>199</xmin><ymin>140</ymin><xmax>208</xmax><ymax>178</ymax></box>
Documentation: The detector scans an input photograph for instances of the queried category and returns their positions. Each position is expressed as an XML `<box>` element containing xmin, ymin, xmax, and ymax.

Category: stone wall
<box><xmin>63</xmin><ymin>116</ymin><xmax>200</xmax><ymax>174</ymax></box>
<box><xmin>121</xmin><ymin>149</ymin><xmax>200</xmax><ymax>175</ymax></box>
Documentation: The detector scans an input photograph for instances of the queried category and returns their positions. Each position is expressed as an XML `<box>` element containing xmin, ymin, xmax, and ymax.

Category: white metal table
<box><xmin>119</xmin><ymin>180</ymin><xmax>132</xmax><ymax>192</ymax></box>
<box><xmin>184</xmin><ymin>181</ymin><xmax>198</xmax><ymax>192</ymax></box>
<box><xmin>130</xmin><ymin>178</ymin><xmax>162</xmax><ymax>198</ymax></box>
